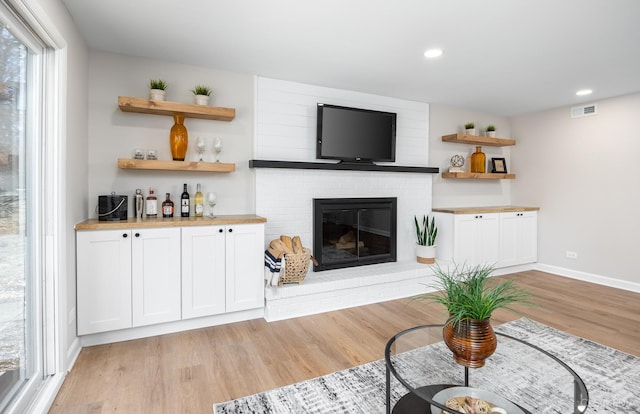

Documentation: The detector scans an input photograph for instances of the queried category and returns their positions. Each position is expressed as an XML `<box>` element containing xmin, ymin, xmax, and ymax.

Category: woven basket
<box><xmin>278</xmin><ymin>248</ymin><xmax>311</xmax><ymax>285</ymax></box>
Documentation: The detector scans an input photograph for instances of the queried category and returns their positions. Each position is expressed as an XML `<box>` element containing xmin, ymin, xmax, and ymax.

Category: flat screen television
<box><xmin>316</xmin><ymin>103</ymin><xmax>396</xmax><ymax>163</ymax></box>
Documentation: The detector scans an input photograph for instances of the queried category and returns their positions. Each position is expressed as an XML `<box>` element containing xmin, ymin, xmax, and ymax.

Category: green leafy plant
<box><xmin>414</xmin><ymin>214</ymin><xmax>437</xmax><ymax>246</ymax></box>
<box><xmin>149</xmin><ymin>79</ymin><xmax>167</xmax><ymax>90</ymax></box>
<box><xmin>486</xmin><ymin>125</ymin><xmax>496</xmax><ymax>132</ymax></box>
<box><xmin>415</xmin><ymin>263</ymin><xmax>532</xmax><ymax>327</ymax></box>
<box><xmin>191</xmin><ymin>85</ymin><xmax>212</xmax><ymax>96</ymax></box>
<box><xmin>464</xmin><ymin>122</ymin><xmax>475</xmax><ymax>129</ymax></box>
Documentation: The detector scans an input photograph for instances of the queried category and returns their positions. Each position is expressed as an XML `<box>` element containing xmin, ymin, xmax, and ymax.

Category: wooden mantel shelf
<box><xmin>118</xmin><ymin>96</ymin><xmax>236</xmax><ymax>121</ymax></box>
<box><xmin>442</xmin><ymin>133</ymin><xmax>515</xmax><ymax>147</ymax></box>
<box><xmin>442</xmin><ymin>172</ymin><xmax>515</xmax><ymax>179</ymax></box>
<box><xmin>118</xmin><ymin>158</ymin><xmax>235</xmax><ymax>173</ymax></box>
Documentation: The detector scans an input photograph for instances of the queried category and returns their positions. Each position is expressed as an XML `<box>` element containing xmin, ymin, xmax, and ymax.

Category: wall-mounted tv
<box><xmin>316</xmin><ymin>103</ymin><xmax>396</xmax><ymax>163</ymax></box>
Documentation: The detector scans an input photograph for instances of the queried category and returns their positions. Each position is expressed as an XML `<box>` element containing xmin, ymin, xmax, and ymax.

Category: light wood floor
<box><xmin>49</xmin><ymin>270</ymin><xmax>640</xmax><ymax>413</ymax></box>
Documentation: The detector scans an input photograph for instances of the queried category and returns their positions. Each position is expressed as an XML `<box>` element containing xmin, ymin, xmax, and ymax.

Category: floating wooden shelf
<box><xmin>118</xmin><ymin>158</ymin><xmax>235</xmax><ymax>173</ymax></box>
<box><xmin>118</xmin><ymin>96</ymin><xmax>236</xmax><ymax>121</ymax></box>
<box><xmin>442</xmin><ymin>172</ymin><xmax>516</xmax><ymax>180</ymax></box>
<box><xmin>442</xmin><ymin>134</ymin><xmax>515</xmax><ymax>147</ymax></box>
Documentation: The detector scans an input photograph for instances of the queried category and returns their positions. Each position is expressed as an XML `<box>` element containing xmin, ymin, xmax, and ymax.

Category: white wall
<box><xmin>87</xmin><ymin>51</ymin><xmax>255</xmax><ymax>218</ymax></box>
<box><xmin>255</xmin><ymin>77</ymin><xmax>432</xmax><ymax>264</ymax></box>
<box><xmin>430</xmin><ymin>104</ymin><xmax>513</xmax><ymax>208</ymax></box>
<box><xmin>511</xmin><ymin>93</ymin><xmax>640</xmax><ymax>285</ymax></box>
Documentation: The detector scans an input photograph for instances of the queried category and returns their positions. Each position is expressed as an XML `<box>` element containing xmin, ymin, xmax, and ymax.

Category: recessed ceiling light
<box><xmin>576</xmin><ymin>89</ymin><xmax>593</xmax><ymax>96</ymax></box>
<box><xmin>424</xmin><ymin>48</ymin><xmax>443</xmax><ymax>58</ymax></box>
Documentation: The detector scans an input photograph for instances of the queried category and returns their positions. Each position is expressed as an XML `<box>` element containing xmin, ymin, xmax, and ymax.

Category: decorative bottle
<box><xmin>181</xmin><ymin>183</ymin><xmax>190</xmax><ymax>217</ymax></box>
<box><xmin>170</xmin><ymin>114</ymin><xmax>188</xmax><ymax>161</ymax></box>
<box><xmin>470</xmin><ymin>146</ymin><xmax>486</xmax><ymax>173</ymax></box>
<box><xmin>145</xmin><ymin>188</ymin><xmax>157</xmax><ymax>218</ymax></box>
<box><xmin>162</xmin><ymin>193</ymin><xmax>174</xmax><ymax>218</ymax></box>
<box><xmin>194</xmin><ymin>184</ymin><xmax>204</xmax><ymax>217</ymax></box>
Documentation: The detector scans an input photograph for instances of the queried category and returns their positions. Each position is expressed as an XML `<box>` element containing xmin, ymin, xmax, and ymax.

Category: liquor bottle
<box><xmin>135</xmin><ymin>189</ymin><xmax>144</xmax><ymax>220</ymax></box>
<box><xmin>181</xmin><ymin>183</ymin><xmax>190</xmax><ymax>217</ymax></box>
<box><xmin>145</xmin><ymin>188</ymin><xmax>157</xmax><ymax>218</ymax></box>
<box><xmin>194</xmin><ymin>184</ymin><xmax>204</xmax><ymax>217</ymax></box>
<box><xmin>162</xmin><ymin>193</ymin><xmax>174</xmax><ymax>218</ymax></box>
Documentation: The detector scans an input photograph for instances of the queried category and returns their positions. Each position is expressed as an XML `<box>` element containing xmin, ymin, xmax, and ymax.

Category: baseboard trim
<box><xmin>534</xmin><ymin>263</ymin><xmax>640</xmax><ymax>293</ymax></box>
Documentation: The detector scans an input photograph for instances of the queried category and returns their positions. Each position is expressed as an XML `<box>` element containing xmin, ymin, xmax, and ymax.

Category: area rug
<box><xmin>213</xmin><ymin>318</ymin><xmax>640</xmax><ymax>413</ymax></box>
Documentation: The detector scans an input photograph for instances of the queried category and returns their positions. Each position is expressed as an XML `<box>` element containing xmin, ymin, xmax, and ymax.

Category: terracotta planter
<box><xmin>443</xmin><ymin>318</ymin><xmax>497</xmax><ymax>368</ymax></box>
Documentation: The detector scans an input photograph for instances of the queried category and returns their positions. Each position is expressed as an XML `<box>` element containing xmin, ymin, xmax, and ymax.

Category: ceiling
<box><xmin>61</xmin><ymin>0</ymin><xmax>640</xmax><ymax>116</ymax></box>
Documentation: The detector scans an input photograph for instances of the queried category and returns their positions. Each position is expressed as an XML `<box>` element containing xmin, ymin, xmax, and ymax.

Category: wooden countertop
<box><xmin>75</xmin><ymin>214</ymin><xmax>267</xmax><ymax>230</ymax></box>
<box><xmin>432</xmin><ymin>206</ymin><xmax>540</xmax><ymax>214</ymax></box>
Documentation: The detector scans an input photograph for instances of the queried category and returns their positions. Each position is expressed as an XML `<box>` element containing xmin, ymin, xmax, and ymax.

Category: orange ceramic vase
<box><xmin>443</xmin><ymin>318</ymin><xmax>497</xmax><ymax>368</ymax></box>
<box><xmin>170</xmin><ymin>114</ymin><xmax>188</xmax><ymax>161</ymax></box>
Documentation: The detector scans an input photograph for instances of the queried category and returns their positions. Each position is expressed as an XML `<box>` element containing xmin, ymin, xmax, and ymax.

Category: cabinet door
<box><xmin>131</xmin><ymin>227</ymin><xmax>181</xmax><ymax>327</ymax></box>
<box><xmin>225</xmin><ymin>223</ymin><xmax>265</xmax><ymax>312</ymax></box>
<box><xmin>181</xmin><ymin>226</ymin><xmax>226</xmax><ymax>319</ymax></box>
<box><xmin>500</xmin><ymin>212</ymin><xmax>537</xmax><ymax>266</ymax></box>
<box><xmin>453</xmin><ymin>214</ymin><xmax>499</xmax><ymax>266</ymax></box>
<box><xmin>77</xmin><ymin>229</ymin><xmax>132</xmax><ymax>335</ymax></box>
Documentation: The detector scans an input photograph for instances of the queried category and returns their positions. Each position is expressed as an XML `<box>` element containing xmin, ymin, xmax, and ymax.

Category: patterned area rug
<box><xmin>213</xmin><ymin>318</ymin><xmax>640</xmax><ymax>413</ymax></box>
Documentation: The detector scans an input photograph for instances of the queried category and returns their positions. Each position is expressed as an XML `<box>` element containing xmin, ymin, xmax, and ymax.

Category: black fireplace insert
<box><xmin>313</xmin><ymin>197</ymin><xmax>397</xmax><ymax>271</ymax></box>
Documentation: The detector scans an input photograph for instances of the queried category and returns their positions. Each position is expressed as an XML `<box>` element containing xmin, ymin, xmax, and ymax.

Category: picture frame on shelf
<box><xmin>491</xmin><ymin>158</ymin><xmax>507</xmax><ymax>173</ymax></box>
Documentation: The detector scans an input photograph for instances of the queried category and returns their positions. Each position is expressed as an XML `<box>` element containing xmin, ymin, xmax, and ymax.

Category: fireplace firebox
<box><xmin>313</xmin><ymin>198</ymin><xmax>397</xmax><ymax>271</ymax></box>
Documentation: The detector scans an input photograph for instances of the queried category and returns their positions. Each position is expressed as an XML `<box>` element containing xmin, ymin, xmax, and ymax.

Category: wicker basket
<box><xmin>278</xmin><ymin>248</ymin><xmax>311</xmax><ymax>285</ymax></box>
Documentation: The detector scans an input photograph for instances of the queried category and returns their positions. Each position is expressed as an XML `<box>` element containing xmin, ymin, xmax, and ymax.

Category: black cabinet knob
<box><xmin>218</xmin><ymin>228</ymin><xmax>223</xmax><ymax>233</ymax></box>
<box><xmin>228</xmin><ymin>228</ymin><xmax>233</xmax><ymax>233</ymax></box>
<box><xmin>123</xmin><ymin>233</ymin><xmax>128</xmax><ymax>238</ymax></box>
<box><xmin>135</xmin><ymin>233</ymin><xmax>140</xmax><ymax>237</ymax></box>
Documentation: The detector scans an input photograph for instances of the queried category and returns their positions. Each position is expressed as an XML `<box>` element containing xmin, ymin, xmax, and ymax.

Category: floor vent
<box><xmin>571</xmin><ymin>103</ymin><xmax>598</xmax><ymax>118</ymax></box>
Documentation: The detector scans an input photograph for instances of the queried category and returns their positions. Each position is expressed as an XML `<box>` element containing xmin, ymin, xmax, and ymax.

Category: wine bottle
<box><xmin>181</xmin><ymin>183</ymin><xmax>190</xmax><ymax>217</ymax></box>
<box><xmin>145</xmin><ymin>188</ymin><xmax>157</xmax><ymax>218</ymax></box>
<box><xmin>194</xmin><ymin>184</ymin><xmax>204</xmax><ymax>217</ymax></box>
<box><xmin>162</xmin><ymin>193</ymin><xmax>174</xmax><ymax>218</ymax></box>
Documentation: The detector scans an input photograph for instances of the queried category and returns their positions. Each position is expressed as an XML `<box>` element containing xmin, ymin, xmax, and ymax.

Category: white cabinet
<box><xmin>131</xmin><ymin>227</ymin><xmax>182</xmax><ymax>327</ymax></box>
<box><xmin>77</xmin><ymin>229</ymin><xmax>132</xmax><ymax>335</ymax></box>
<box><xmin>499</xmin><ymin>212</ymin><xmax>538</xmax><ymax>267</ymax></box>
<box><xmin>181</xmin><ymin>223</ymin><xmax>265</xmax><ymax>318</ymax></box>
<box><xmin>77</xmin><ymin>227</ymin><xmax>181</xmax><ymax>335</ymax></box>
<box><xmin>181</xmin><ymin>226</ymin><xmax>226</xmax><ymax>319</ymax></box>
<box><xmin>433</xmin><ymin>210</ymin><xmax>537</xmax><ymax>269</ymax></box>
<box><xmin>452</xmin><ymin>213</ymin><xmax>500</xmax><ymax>266</ymax></box>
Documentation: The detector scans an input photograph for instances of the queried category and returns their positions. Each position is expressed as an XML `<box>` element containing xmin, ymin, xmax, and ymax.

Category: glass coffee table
<box><xmin>385</xmin><ymin>324</ymin><xmax>589</xmax><ymax>414</ymax></box>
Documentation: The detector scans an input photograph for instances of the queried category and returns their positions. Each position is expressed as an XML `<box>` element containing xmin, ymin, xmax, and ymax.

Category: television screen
<box><xmin>316</xmin><ymin>103</ymin><xmax>396</xmax><ymax>163</ymax></box>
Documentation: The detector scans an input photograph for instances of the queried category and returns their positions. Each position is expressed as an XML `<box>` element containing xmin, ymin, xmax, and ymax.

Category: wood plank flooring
<box><xmin>49</xmin><ymin>270</ymin><xmax>640</xmax><ymax>413</ymax></box>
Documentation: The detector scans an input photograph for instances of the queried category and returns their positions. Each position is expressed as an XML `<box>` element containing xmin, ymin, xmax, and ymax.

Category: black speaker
<box><xmin>98</xmin><ymin>194</ymin><xmax>128</xmax><ymax>221</ymax></box>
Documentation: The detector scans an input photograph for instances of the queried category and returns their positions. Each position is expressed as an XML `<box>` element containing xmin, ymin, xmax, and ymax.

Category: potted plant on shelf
<box><xmin>414</xmin><ymin>214</ymin><xmax>437</xmax><ymax>264</ymax></box>
<box><xmin>486</xmin><ymin>125</ymin><xmax>496</xmax><ymax>138</ymax></box>
<box><xmin>464</xmin><ymin>122</ymin><xmax>476</xmax><ymax>136</ymax></box>
<box><xmin>149</xmin><ymin>79</ymin><xmax>167</xmax><ymax>101</ymax></box>
<box><xmin>191</xmin><ymin>85</ymin><xmax>212</xmax><ymax>105</ymax></box>
<box><xmin>415</xmin><ymin>263</ymin><xmax>531</xmax><ymax>368</ymax></box>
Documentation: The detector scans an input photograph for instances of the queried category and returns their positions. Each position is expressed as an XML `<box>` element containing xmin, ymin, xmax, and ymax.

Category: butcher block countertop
<box><xmin>75</xmin><ymin>214</ymin><xmax>267</xmax><ymax>230</ymax></box>
<box><xmin>432</xmin><ymin>206</ymin><xmax>540</xmax><ymax>214</ymax></box>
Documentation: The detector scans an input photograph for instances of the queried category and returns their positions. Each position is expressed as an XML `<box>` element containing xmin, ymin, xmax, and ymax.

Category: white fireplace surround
<box><xmin>255</xmin><ymin>78</ymin><xmax>435</xmax><ymax>321</ymax></box>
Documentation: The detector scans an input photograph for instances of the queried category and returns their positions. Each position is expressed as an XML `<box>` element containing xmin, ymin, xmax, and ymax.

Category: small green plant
<box><xmin>486</xmin><ymin>125</ymin><xmax>496</xmax><ymax>132</ymax></box>
<box><xmin>191</xmin><ymin>85</ymin><xmax>212</xmax><ymax>96</ymax></box>
<box><xmin>414</xmin><ymin>214</ymin><xmax>437</xmax><ymax>246</ymax></box>
<box><xmin>414</xmin><ymin>263</ymin><xmax>532</xmax><ymax>327</ymax></box>
<box><xmin>149</xmin><ymin>79</ymin><xmax>167</xmax><ymax>90</ymax></box>
<box><xmin>465</xmin><ymin>122</ymin><xmax>475</xmax><ymax>129</ymax></box>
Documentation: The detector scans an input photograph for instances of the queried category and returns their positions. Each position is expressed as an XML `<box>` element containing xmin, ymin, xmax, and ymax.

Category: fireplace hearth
<box><xmin>313</xmin><ymin>198</ymin><xmax>397</xmax><ymax>271</ymax></box>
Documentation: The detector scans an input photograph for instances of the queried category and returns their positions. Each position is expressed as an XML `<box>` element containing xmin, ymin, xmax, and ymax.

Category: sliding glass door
<box><xmin>0</xmin><ymin>2</ymin><xmax>48</xmax><ymax>410</ymax></box>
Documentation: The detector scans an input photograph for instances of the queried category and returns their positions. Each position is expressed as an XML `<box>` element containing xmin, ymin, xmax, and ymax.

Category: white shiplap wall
<box><xmin>255</xmin><ymin>77</ymin><xmax>432</xmax><ymax>264</ymax></box>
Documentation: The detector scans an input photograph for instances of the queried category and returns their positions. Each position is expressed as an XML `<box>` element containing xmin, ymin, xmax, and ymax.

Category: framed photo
<box><xmin>491</xmin><ymin>158</ymin><xmax>507</xmax><ymax>173</ymax></box>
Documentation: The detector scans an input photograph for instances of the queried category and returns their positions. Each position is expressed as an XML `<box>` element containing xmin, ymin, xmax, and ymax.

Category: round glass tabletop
<box><xmin>385</xmin><ymin>324</ymin><xmax>588</xmax><ymax>414</ymax></box>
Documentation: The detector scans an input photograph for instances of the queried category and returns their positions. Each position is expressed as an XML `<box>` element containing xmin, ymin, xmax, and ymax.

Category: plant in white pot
<box><xmin>191</xmin><ymin>85</ymin><xmax>212</xmax><ymax>105</ymax></box>
<box><xmin>486</xmin><ymin>124</ymin><xmax>496</xmax><ymax>138</ymax></box>
<box><xmin>464</xmin><ymin>122</ymin><xmax>476</xmax><ymax>136</ymax></box>
<box><xmin>149</xmin><ymin>79</ymin><xmax>167</xmax><ymax>101</ymax></box>
<box><xmin>415</xmin><ymin>214</ymin><xmax>437</xmax><ymax>264</ymax></box>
